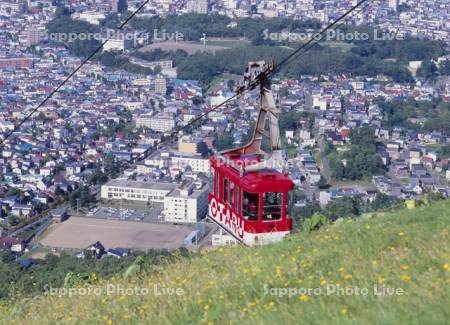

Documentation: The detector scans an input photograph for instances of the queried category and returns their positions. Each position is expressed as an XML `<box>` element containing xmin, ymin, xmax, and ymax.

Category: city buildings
<box><xmin>135</xmin><ymin>113</ymin><xmax>176</xmax><ymax>133</ymax></box>
<box><xmin>186</xmin><ymin>0</ymin><xmax>208</xmax><ymax>14</ymax></box>
<box><xmin>0</xmin><ymin>0</ymin><xmax>449</xmax><ymax>251</ymax></box>
<box><xmin>101</xmin><ymin>179</ymin><xmax>177</xmax><ymax>203</ymax></box>
<box><xmin>171</xmin><ymin>152</ymin><xmax>210</xmax><ymax>173</ymax></box>
<box><xmin>111</xmin><ymin>0</ymin><xmax>127</xmax><ymax>13</ymax></box>
<box><xmin>163</xmin><ymin>181</ymin><xmax>209</xmax><ymax>223</ymax></box>
<box><xmin>101</xmin><ymin>179</ymin><xmax>209</xmax><ymax>223</ymax></box>
<box><xmin>178</xmin><ymin>135</ymin><xmax>200</xmax><ymax>154</ymax></box>
<box><xmin>0</xmin><ymin>57</ymin><xmax>33</xmax><ymax>69</ymax></box>
<box><xmin>75</xmin><ymin>11</ymin><xmax>106</xmax><ymax>25</ymax></box>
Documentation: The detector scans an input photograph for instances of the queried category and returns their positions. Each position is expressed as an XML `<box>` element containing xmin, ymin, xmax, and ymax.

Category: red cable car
<box><xmin>208</xmin><ymin>61</ymin><xmax>294</xmax><ymax>246</ymax></box>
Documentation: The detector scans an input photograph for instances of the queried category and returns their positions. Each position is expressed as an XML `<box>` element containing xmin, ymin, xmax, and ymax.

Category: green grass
<box><xmin>205</xmin><ymin>73</ymin><xmax>239</xmax><ymax>95</ymax></box>
<box><xmin>17</xmin><ymin>247</ymin><xmax>53</xmax><ymax>261</ymax></box>
<box><xmin>203</xmin><ymin>39</ymin><xmax>250</xmax><ymax>48</ymax></box>
<box><xmin>329</xmin><ymin>180</ymin><xmax>377</xmax><ymax>190</ymax></box>
<box><xmin>312</xmin><ymin>149</ymin><xmax>322</xmax><ymax>168</ymax></box>
<box><xmin>324</xmin><ymin>41</ymin><xmax>355</xmax><ymax>52</ymax></box>
<box><xmin>2</xmin><ymin>201</ymin><xmax>450</xmax><ymax>324</ymax></box>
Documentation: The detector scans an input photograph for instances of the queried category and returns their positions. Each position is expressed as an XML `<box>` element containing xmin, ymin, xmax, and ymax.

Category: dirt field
<box><xmin>40</xmin><ymin>217</ymin><xmax>193</xmax><ymax>250</ymax></box>
<box><xmin>139</xmin><ymin>41</ymin><xmax>230</xmax><ymax>55</ymax></box>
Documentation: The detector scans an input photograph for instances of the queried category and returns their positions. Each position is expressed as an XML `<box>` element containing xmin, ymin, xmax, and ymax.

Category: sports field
<box><xmin>40</xmin><ymin>217</ymin><xmax>192</xmax><ymax>250</ymax></box>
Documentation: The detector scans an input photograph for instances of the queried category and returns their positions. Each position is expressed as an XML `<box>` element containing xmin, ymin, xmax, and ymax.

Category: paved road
<box><xmin>9</xmin><ymin>215</ymin><xmax>51</xmax><ymax>237</ymax></box>
<box><xmin>318</xmin><ymin>136</ymin><xmax>331</xmax><ymax>183</ymax></box>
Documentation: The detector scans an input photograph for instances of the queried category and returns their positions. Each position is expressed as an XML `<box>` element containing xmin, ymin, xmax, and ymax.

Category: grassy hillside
<box><xmin>2</xmin><ymin>201</ymin><xmax>450</xmax><ymax>324</ymax></box>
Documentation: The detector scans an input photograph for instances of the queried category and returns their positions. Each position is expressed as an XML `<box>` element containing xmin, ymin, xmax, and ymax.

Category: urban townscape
<box><xmin>0</xmin><ymin>0</ymin><xmax>449</xmax><ymax>324</ymax></box>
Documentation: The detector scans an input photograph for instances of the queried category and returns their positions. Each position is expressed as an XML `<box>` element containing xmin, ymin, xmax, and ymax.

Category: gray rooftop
<box><xmin>104</xmin><ymin>179</ymin><xmax>177</xmax><ymax>191</ymax></box>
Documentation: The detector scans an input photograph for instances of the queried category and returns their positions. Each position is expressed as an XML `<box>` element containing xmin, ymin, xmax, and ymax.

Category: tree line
<box><xmin>0</xmin><ymin>248</ymin><xmax>190</xmax><ymax>301</ymax></box>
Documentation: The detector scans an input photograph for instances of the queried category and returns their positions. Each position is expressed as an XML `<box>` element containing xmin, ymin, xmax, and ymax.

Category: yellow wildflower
<box><xmin>299</xmin><ymin>294</ymin><xmax>309</xmax><ymax>302</ymax></box>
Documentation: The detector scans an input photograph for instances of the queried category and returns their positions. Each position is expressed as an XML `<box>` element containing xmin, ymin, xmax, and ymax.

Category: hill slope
<box><xmin>2</xmin><ymin>201</ymin><xmax>450</xmax><ymax>324</ymax></box>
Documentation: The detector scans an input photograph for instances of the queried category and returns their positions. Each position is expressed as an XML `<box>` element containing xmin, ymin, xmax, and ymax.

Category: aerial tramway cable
<box><xmin>0</xmin><ymin>0</ymin><xmax>371</xmax><ymax>245</ymax></box>
<box><xmin>0</xmin><ymin>0</ymin><xmax>370</xmax><ymax>149</ymax></box>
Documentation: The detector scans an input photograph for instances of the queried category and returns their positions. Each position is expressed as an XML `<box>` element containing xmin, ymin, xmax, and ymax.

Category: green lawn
<box><xmin>325</xmin><ymin>41</ymin><xmax>355</xmax><ymax>52</ymax></box>
<box><xmin>203</xmin><ymin>39</ymin><xmax>251</xmax><ymax>48</ymax></box>
<box><xmin>2</xmin><ymin>200</ymin><xmax>450</xmax><ymax>324</ymax></box>
<box><xmin>17</xmin><ymin>247</ymin><xmax>53</xmax><ymax>261</ymax></box>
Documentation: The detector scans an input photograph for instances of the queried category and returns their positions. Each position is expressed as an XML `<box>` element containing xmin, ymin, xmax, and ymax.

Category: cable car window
<box><xmin>229</xmin><ymin>181</ymin><xmax>234</xmax><ymax>207</ymax></box>
<box><xmin>223</xmin><ymin>178</ymin><xmax>228</xmax><ymax>203</ymax></box>
<box><xmin>214</xmin><ymin>170</ymin><xmax>219</xmax><ymax>196</ymax></box>
<box><xmin>242</xmin><ymin>191</ymin><xmax>259</xmax><ymax>221</ymax></box>
<box><xmin>235</xmin><ymin>186</ymin><xmax>239</xmax><ymax>212</ymax></box>
<box><xmin>263</xmin><ymin>192</ymin><xmax>282</xmax><ymax>221</ymax></box>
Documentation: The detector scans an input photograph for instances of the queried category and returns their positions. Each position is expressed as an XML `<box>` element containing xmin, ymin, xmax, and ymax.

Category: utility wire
<box><xmin>1</xmin><ymin>0</ymin><xmax>371</xmax><ymax>164</ymax></box>
<box><xmin>0</xmin><ymin>0</ymin><xmax>372</xmax><ymax>242</ymax></box>
<box><xmin>273</xmin><ymin>0</ymin><xmax>370</xmax><ymax>75</ymax></box>
<box><xmin>147</xmin><ymin>0</ymin><xmax>371</xmax><ymax>156</ymax></box>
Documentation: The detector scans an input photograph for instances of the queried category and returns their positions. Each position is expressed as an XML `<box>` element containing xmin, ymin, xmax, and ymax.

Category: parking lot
<box><xmin>85</xmin><ymin>204</ymin><xmax>164</xmax><ymax>223</ymax></box>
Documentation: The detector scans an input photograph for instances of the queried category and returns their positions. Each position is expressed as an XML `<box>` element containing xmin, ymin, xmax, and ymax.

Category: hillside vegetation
<box><xmin>2</xmin><ymin>201</ymin><xmax>450</xmax><ymax>324</ymax></box>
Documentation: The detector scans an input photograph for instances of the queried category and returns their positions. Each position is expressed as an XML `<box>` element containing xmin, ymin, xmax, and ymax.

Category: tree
<box><xmin>438</xmin><ymin>60</ymin><xmax>450</xmax><ymax>75</ymax></box>
<box><xmin>103</xmin><ymin>154</ymin><xmax>120</xmax><ymax>178</ymax></box>
<box><xmin>324</xmin><ymin>197</ymin><xmax>361</xmax><ymax>220</ymax></box>
<box><xmin>328</xmin><ymin>126</ymin><xmax>384</xmax><ymax>181</ymax></box>
<box><xmin>227</xmin><ymin>79</ymin><xmax>236</xmax><ymax>91</ymax></box>
<box><xmin>101</xmin><ymin>13</ymin><xmax>120</xmax><ymax>29</ymax></box>
<box><xmin>197</xmin><ymin>141</ymin><xmax>211</xmax><ymax>158</ymax></box>
<box><xmin>5</xmin><ymin>187</ymin><xmax>24</xmax><ymax>198</ymax></box>
<box><xmin>344</xmin><ymin>147</ymin><xmax>384</xmax><ymax>180</ymax></box>
<box><xmin>8</xmin><ymin>215</ymin><xmax>20</xmax><ymax>226</ymax></box>
<box><xmin>349</xmin><ymin>126</ymin><xmax>376</xmax><ymax>149</ymax></box>
<box><xmin>370</xmin><ymin>193</ymin><xmax>403</xmax><ymax>211</ymax></box>
<box><xmin>100</xmin><ymin>51</ymin><xmax>117</xmax><ymax>66</ymax></box>
<box><xmin>0</xmin><ymin>250</ymin><xmax>15</xmax><ymax>263</ymax></box>
<box><xmin>278</xmin><ymin>87</ymin><xmax>289</xmax><ymax>98</ymax></box>
<box><xmin>317</xmin><ymin>177</ymin><xmax>330</xmax><ymax>189</ymax></box>
<box><xmin>302</xmin><ymin>213</ymin><xmax>327</xmax><ymax>232</ymax></box>
<box><xmin>54</xmin><ymin>6</ymin><xmax>71</xmax><ymax>17</ymax></box>
<box><xmin>192</xmin><ymin>96</ymin><xmax>204</xmax><ymax>106</ymax></box>
<box><xmin>69</xmin><ymin>186</ymin><xmax>94</xmax><ymax>208</ymax></box>
<box><xmin>291</xmin><ymin>201</ymin><xmax>321</xmax><ymax>228</ymax></box>
<box><xmin>153</xmin><ymin>65</ymin><xmax>162</xmax><ymax>75</ymax></box>
<box><xmin>214</xmin><ymin>132</ymin><xmax>234</xmax><ymax>151</ymax></box>
<box><xmin>417</xmin><ymin>60</ymin><xmax>438</xmax><ymax>79</ymax></box>
<box><xmin>330</xmin><ymin>158</ymin><xmax>346</xmax><ymax>179</ymax></box>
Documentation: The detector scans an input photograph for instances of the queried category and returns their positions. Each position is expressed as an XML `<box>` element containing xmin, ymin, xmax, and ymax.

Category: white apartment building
<box><xmin>0</xmin><ymin>1</ymin><xmax>24</xmax><ymax>15</ymax></box>
<box><xmin>101</xmin><ymin>179</ymin><xmax>209</xmax><ymax>223</ymax></box>
<box><xmin>154</xmin><ymin>78</ymin><xmax>167</xmax><ymax>94</ymax></box>
<box><xmin>186</xmin><ymin>0</ymin><xmax>208</xmax><ymax>14</ymax></box>
<box><xmin>129</xmin><ymin>58</ymin><xmax>173</xmax><ymax>70</ymax></box>
<box><xmin>225</xmin><ymin>0</ymin><xmax>236</xmax><ymax>10</ymax></box>
<box><xmin>102</xmin><ymin>37</ymin><xmax>135</xmax><ymax>52</ymax></box>
<box><xmin>76</xmin><ymin>11</ymin><xmax>106</xmax><ymax>25</ymax></box>
<box><xmin>164</xmin><ymin>182</ymin><xmax>209</xmax><ymax>223</ymax></box>
<box><xmin>101</xmin><ymin>180</ymin><xmax>176</xmax><ymax>203</ymax></box>
<box><xmin>171</xmin><ymin>153</ymin><xmax>210</xmax><ymax>173</ymax></box>
<box><xmin>135</xmin><ymin>113</ymin><xmax>175</xmax><ymax>133</ymax></box>
<box><xmin>133</xmin><ymin>78</ymin><xmax>151</xmax><ymax>86</ymax></box>
<box><xmin>125</xmin><ymin>101</ymin><xmax>144</xmax><ymax>110</ymax></box>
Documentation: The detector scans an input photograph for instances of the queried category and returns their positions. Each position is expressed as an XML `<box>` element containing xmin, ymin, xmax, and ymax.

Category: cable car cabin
<box><xmin>208</xmin><ymin>154</ymin><xmax>294</xmax><ymax>246</ymax></box>
<box><xmin>208</xmin><ymin>60</ymin><xmax>294</xmax><ymax>245</ymax></box>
